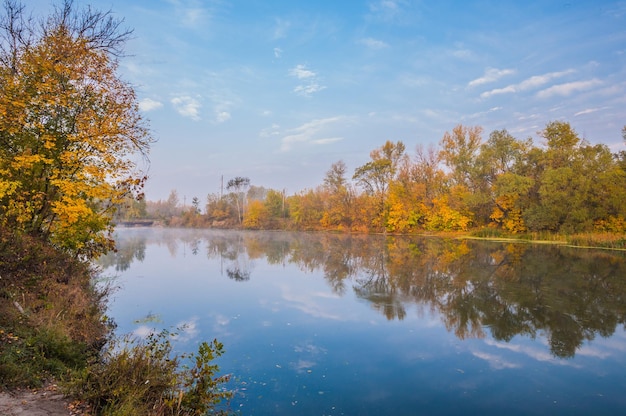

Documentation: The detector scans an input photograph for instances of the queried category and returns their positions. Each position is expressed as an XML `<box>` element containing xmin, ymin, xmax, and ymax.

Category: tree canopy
<box><xmin>0</xmin><ymin>0</ymin><xmax>152</xmax><ymax>258</ymax></box>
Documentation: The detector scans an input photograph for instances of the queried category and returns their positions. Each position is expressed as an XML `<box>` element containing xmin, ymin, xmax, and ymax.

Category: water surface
<box><xmin>99</xmin><ymin>228</ymin><xmax>626</xmax><ymax>415</ymax></box>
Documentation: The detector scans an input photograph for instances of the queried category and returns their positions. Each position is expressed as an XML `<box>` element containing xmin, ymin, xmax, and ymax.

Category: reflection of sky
<box><xmin>103</xmin><ymin>228</ymin><xmax>626</xmax><ymax>415</ymax></box>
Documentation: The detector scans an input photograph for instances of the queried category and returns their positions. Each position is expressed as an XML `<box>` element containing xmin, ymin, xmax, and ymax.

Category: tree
<box><xmin>226</xmin><ymin>176</ymin><xmax>250</xmax><ymax>224</ymax></box>
<box><xmin>0</xmin><ymin>0</ymin><xmax>152</xmax><ymax>258</ymax></box>
<box><xmin>439</xmin><ymin>124</ymin><xmax>482</xmax><ymax>188</ymax></box>
<box><xmin>353</xmin><ymin>141</ymin><xmax>406</xmax><ymax>229</ymax></box>
<box><xmin>322</xmin><ymin>160</ymin><xmax>352</xmax><ymax>229</ymax></box>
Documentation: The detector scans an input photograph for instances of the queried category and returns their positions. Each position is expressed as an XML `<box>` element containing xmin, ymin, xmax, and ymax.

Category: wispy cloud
<box><xmin>273</xmin><ymin>17</ymin><xmax>291</xmax><ymax>39</ymax></box>
<box><xmin>312</xmin><ymin>137</ymin><xmax>343</xmax><ymax>145</ymax></box>
<box><xmin>293</xmin><ymin>83</ymin><xmax>326</xmax><ymax>97</ymax></box>
<box><xmin>280</xmin><ymin>117</ymin><xmax>345</xmax><ymax>152</ymax></box>
<box><xmin>214</xmin><ymin>111</ymin><xmax>231</xmax><ymax>123</ymax></box>
<box><xmin>289</xmin><ymin>64</ymin><xmax>316</xmax><ymax>79</ymax></box>
<box><xmin>289</xmin><ymin>64</ymin><xmax>326</xmax><ymax>97</ymax></box>
<box><xmin>481</xmin><ymin>69</ymin><xmax>576</xmax><ymax>99</ymax></box>
<box><xmin>167</xmin><ymin>0</ymin><xmax>211</xmax><ymax>28</ymax></box>
<box><xmin>574</xmin><ymin>107</ymin><xmax>607</xmax><ymax>116</ymax></box>
<box><xmin>139</xmin><ymin>98</ymin><xmax>163</xmax><ymax>112</ymax></box>
<box><xmin>274</xmin><ymin>47</ymin><xmax>283</xmax><ymax>58</ymax></box>
<box><xmin>171</xmin><ymin>95</ymin><xmax>201</xmax><ymax>120</ymax></box>
<box><xmin>469</xmin><ymin>68</ymin><xmax>515</xmax><ymax>88</ymax></box>
<box><xmin>359</xmin><ymin>37</ymin><xmax>389</xmax><ymax>49</ymax></box>
<box><xmin>368</xmin><ymin>0</ymin><xmax>404</xmax><ymax>22</ymax></box>
<box><xmin>463</xmin><ymin>106</ymin><xmax>503</xmax><ymax>120</ymax></box>
<box><xmin>536</xmin><ymin>79</ymin><xmax>602</xmax><ymax>99</ymax></box>
<box><xmin>260</xmin><ymin>123</ymin><xmax>281</xmax><ymax>138</ymax></box>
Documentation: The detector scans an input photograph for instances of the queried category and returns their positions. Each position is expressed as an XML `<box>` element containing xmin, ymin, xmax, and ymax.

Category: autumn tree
<box><xmin>0</xmin><ymin>0</ymin><xmax>152</xmax><ymax>258</ymax></box>
<box><xmin>226</xmin><ymin>176</ymin><xmax>250</xmax><ymax>224</ymax></box>
<box><xmin>353</xmin><ymin>141</ymin><xmax>406</xmax><ymax>229</ymax></box>
<box><xmin>321</xmin><ymin>160</ymin><xmax>352</xmax><ymax>229</ymax></box>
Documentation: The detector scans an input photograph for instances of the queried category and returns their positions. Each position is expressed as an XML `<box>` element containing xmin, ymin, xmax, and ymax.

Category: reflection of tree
<box><xmin>110</xmin><ymin>228</ymin><xmax>626</xmax><ymax>358</ymax></box>
<box><xmin>98</xmin><ymin>233</ymin><xmax>147</xmax><ymax>272</ymax></box>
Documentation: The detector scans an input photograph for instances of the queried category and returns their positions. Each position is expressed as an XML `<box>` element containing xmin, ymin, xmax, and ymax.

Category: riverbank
<box><xmin>0</xmin><ymin>226</ymin><xmax>232</xmax><ymax>415</ymax></box>
<box><xmin>0</xmin><ymin>383</ymin><xmax>85</xmax><ymax>416</ymax></box>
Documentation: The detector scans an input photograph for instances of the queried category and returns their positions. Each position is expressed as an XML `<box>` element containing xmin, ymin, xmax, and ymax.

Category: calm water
<box><xmin>99</xmin><ymin>228</ymin><xmax>626</xmax><ymax>415</ymax></box>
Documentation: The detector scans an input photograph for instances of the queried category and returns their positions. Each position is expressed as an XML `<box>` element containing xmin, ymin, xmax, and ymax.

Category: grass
<box><xmin>468</xmin><ymin>227</ymin><xmax>626</xmax><ymax>250</ymax></box>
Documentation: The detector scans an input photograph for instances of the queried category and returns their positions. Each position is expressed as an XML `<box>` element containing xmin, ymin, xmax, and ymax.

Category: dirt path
<box><xmin>0</xmin><ymin>384</ymin><xmax>88</xmax><ymax>415</ymax></box>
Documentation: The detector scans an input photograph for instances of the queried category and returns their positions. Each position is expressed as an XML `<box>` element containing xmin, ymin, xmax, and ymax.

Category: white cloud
<box><xmin>574</xmin><ymin>107</ymin><xmax>604</xmax><ymax>116</ymax></box>
<box><xmin>273</xmin><ymin>17</ymin><xmax>291</xmax><ymax>39</ymax></box>
<box><xmin>294</xmin><ymin>83</ymin><xmax>326</xmax><ymax>97</ymax></box>
<box><xmin>289</xmin><ymin>64</ymin><xmax>326</xmax><ymax>97</ymax></box>
<box><xmin>139</xmin><ymin>98</ymin><xmax>163</xmax><ymax>112</ymax></box>
<box><xmin>536</xmin><ymin>79</ymin><xmax>602</xmax><ymax>99</ymax></box>
<box><xmin>360</xmin><ymin>37</ymin><xmax>389</xmax><ymax>49</ymax></box>
<box><xmin>312</xmin><ymin>137</ymin><xmax>343</xmax><ymax>145</ymax></box>
<box><xmin>289</xmin><ymin>64</ymin><xmax>316</xmax><ymax>79</ymax></box>
<box><xmin>171</xmin><ymin>96</ymin><xmax>201</xmax><ymax>120</ymax></box>
<box><xmin>215</xmin><ymin>111</ymin><xmax>231</xmax><ymax>123</ymax></box>
<box><xmin>260</xmin><ymin>123</ymin><xmax>281</xmax><ymax>138</ymax></box>
<box><xmin>274</xmin><ymin>47</ymin><xmax>283</xmax><ymax>58</ymax></box>
<box><xmin>280</xmin><ymin>117</ymin><xmax>345</xmax><ymax>152</ymax></box>
<box><xmin>463</xmin><ymin>106</ymin><xmax>503</xmax><ymax>120</ymax></box>
<box><xmin>167</xmin><ymin>0</ymin><xmax>211</xmax><ymax>28</ymax></box>
<box><xmin>369</xmin><ymin>0</ymin><xmax>403</xmax><ymax>22</ymax></box>
<box><xmin>481</xmin><ymin>69</ymin><xmax>576</xmax><ymax>98</ymax></box>
<box><xmin>468</xmin><ymin>68</ymin><xmax>516</xmax><ymax>88</ymax></box>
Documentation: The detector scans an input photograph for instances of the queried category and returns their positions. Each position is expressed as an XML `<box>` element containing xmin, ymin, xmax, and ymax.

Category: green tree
<box><xmin>0</xmin><ymin>0</ymin><xmax>152</xmax><ymax>258</ymax></box>
<box><xmin>439</xmin><ymin>124</ymin><xmax>482</xmax><ymax>189</ymax></box>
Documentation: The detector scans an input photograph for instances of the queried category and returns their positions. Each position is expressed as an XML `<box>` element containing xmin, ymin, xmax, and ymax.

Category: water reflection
<box><xmin>100</xmin><ymin>228</ymin><xmax>626</xmax><ymax>359</ymax></box>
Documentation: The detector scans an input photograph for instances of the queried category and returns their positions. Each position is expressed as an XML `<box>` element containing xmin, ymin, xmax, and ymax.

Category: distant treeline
<box><xmin>118</xmin><ymin>121</ymin><xmax>626</xmax><ymax>237</ymax></box>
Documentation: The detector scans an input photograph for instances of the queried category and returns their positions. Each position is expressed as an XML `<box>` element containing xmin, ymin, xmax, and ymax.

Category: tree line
<box><xmin>132</xmin><ymin>121</ymin><xmax>626</xmax><ymax>237</ymax></box>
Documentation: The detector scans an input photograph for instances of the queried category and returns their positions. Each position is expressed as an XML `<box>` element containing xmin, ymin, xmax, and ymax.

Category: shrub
<box><xmin>70</xmin><ymin>330</ymin><xmax>232</xmax><ymax>416</ymax></box>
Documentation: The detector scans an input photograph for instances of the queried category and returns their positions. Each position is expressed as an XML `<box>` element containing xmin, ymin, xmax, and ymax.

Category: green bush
<box><xmin>69</xmin><ymin>330</ymin><xmax>232</xmax><ymax>416</ymax></box>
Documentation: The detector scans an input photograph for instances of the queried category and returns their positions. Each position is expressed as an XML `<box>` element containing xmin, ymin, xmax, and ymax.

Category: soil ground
<box><xmin>0</xmin><ymin>384</ymin><xmax>88</xmax><ymax>415</ymax></box>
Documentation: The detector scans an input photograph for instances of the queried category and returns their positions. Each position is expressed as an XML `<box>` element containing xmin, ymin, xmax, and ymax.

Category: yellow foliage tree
<box><xmin>0</xmin><ymin>1</ymin><xmax>152</xmax><ymax>258</ymax></box>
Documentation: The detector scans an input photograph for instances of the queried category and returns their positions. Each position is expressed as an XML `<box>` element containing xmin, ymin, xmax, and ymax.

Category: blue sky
<box><xmin>33</xmin><ymin>1</ymin><xmax>626</xmax><ymax>201</ymax></box>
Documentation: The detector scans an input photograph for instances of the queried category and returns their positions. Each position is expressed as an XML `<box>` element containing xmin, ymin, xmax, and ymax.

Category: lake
<box><xmin>99</xmin><ymin>228</ymin><xmax>626</xmax><ymax>415</ymax></box>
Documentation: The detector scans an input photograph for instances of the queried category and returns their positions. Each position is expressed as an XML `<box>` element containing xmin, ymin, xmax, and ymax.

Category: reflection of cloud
<box><xmin>576</xmin><ymin>346</ymin><xmax>611</xmax><ymax>359</ymax></box>
<box><xmin>291</xmin><ymin>359</ymin><xmax>316</xmax><ymax>372</ymax></box>
<box><xmin>173</xmin><ymin>317</ymin><xmax>199</xmax><ymax>343</ymax></box>
<box><xmin>484</xmin><ymin>339</ymin><xmax>578</xmax><ymax>367</ymax></box>
<box><xmin>290</xmin><ymin>342</ymin><xmax>327</xmax><ymax>373</ymax></box>
<box><xmin>133</xmin><ymin>325</ymin><xmax>156</xmax><ymax>338</ymax></box>
<box><xmin>215</xmin><ymin>314</ymin><xmax>230</xmax><ymax>326</ymax></box>
<box><xmin>280</xmin><ymin>286</ymin><xmax>343</xmax><ymax>320</ymax></box>
<box><xmin>472</xmin><ymin>351</ymin><xmax>520</xmax><ymax>370</ymax></box>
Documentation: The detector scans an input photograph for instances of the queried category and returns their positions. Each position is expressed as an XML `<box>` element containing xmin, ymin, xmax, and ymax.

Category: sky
<box><xmin>31</xmin><ymin>0</ymin><xmax>626</xmax><ymax>201</ymax></box>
